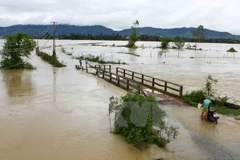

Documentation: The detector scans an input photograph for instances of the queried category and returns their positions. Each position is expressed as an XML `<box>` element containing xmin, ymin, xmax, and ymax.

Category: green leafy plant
<box><xmin>203</xmin><ymin>74</ymin><xmax>218</xmax><ymax>98</ymax></box>
<box><xmin>0</xmin><ymin>32</ymin><xmax>36</xmax><ymax>69</ymax></box>
<box><xmin>160</xmin><ymin>37</ymin><xmax>172</xmax><ymax>49</ymax></box>
<box><xmin>109</xmin><ymin>91</ymin><xmax>178</xmax><ymax>149</ymax></box>
<box><xmin>127</xmin><ymin>20</ymin><xmax>139</xmax><ymax>48</ymax></box>
<box><xmin>174</xmin><ymin>36</ymin><xmax>185</xmax><ymax>49</ymax></box>
<box><xmin>181</xmin><ymin>75</ymin><xmax>240</xmax><ymax>116</ymax></box>
<box><xmin>181</xmin><ymin>90</ymin><xmax>205</xmax><ymax>106</ymax></box>
<box><xmin>38</xmin><ymin>52</ymin><xmax>66</xmax><ymax>67</ymax></box>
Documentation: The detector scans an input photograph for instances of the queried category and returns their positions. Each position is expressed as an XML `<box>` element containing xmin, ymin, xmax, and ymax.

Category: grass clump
<box><xmin>109</xmin><ymin>90</ymin><xmax>178</xmax><ymax>149</ymax></box>
<box><xmin>39</xmin><ymin>52</ymin><xmax>66</xmax><ymax>67</ymax></box>
<box><xmin>181</xmin><ymin>90</ymin><xmax>205</xmax><ymax>107</ymax></box>
<box><xmin>75</xmin><ymin>53</ymin><xmax>126</xmax><ymax>64</ymax></box>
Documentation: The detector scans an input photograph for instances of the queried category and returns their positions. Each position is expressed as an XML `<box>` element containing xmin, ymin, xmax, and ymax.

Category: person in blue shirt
<box><xmin>85</xmin><ymin>59</ymin><xmax>88</xmax><ymax>66</ymax></box>
<box><xmin>201</xmin><ymin>98</ymin><xmax>211</xmax><ymax>120</ymax></box>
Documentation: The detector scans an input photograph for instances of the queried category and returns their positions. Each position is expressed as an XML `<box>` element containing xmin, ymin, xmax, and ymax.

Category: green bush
<box><xmin>0</xmin><ymin>58</ymin><xmax>36</xmax><ymax>69</ymax></box>
<box><xmin>181</xmin><ymin>75</ymin><xmax>240</xmax><ymax>116</ymax></box>
<box><xmin>109</xmin><ymin>91</ymin><xmax>178</xmax><ymax>149</ymax></box>
<box><xmin>212</xmin><ymin>95</ymin><xmax>229</xmax><ymax>106</ymax></box>
<box><xmin>39</xmin><ymin>52</ymin><xmax>66</xmax><ymax>67</ymax></box>
<box><xmin>0</xmin><ymin>32</ymin><xmax>36</xmax><ymax>69</ymax></box>
<box><xmin>160</xmin><ymin>37</ymin><xmax>172</xmax><ymax>49</ymax></box>
<box><xmin>212</xmin><ymin>105</ymin><xmax>240</xmax><ymax>116</ymax></box>
<box><xmin>181</xmin><ymin>90</ymin><xmax>205</xmax><ymax>106</ymax></box>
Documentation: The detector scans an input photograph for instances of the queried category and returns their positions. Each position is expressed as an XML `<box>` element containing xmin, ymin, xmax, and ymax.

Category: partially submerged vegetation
<box><xmin>61</xmin><ymin>46</ymin><xmax>73</xmax><ymax>55</ymax></box>
<box><xmin>181</xmin><ymin>74</ymin><xmax>240</xmax><ymax>116</ymax></box>
<box><xmin>160</xmin><ymin>36</ymin><xmax>185</xmax><ymax>49</ymax></box>
<box><xmin>38</xmin><ymin>51</ymin><xmax>66</xmax><ymax>67</ymax></box>
<box><xmin>127</xmin><ymin>20</ymin><xmax>139</xmax><ymax>48</ymax></box>
<box><xmin>0</xmin><ymin>32</ymin><xmax>36</xmax><ymax>69</ymax></box>
<box><xmin>75</xmin><ymin>53</ymin><xmax>127</xmax><ymax>64</ymax></box>
<box><xmin>109</xmin><ymin>89</ymin><xmax>178</xmax><ymax>149</ymax></box>
<box><xmin>117</xmin><ymin>52</ymin><xmax>140</xmax><ymax>57</ymax></box>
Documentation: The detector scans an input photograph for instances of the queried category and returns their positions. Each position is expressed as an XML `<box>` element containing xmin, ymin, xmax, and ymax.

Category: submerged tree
<box><xmin>192</xmin><ymin>25</ymin><xmax>204</xmax><ymax>49</ymax></box>
<box><xmin>0</xmin><ymin>32</ymin><xmax>36</xmax><ymax>69</ymax></box>
<box><xmin>127</xmin><ymin>20</ymin><xmax>139</xmax><ymax>48</ymax></box>
<box><xmin>160</xmin><ymin>37</ymin><xmax>172</xmax><ymax>49</ymax></box>
<box><xmin>174</xmin><ymin>36</ymin><xmax>185</xmax><ymax>49</ymax></box>
<box><xmin>109</xmin><ymin>90</ymin><xmax>178</xmax><ymax>149</ymax></box>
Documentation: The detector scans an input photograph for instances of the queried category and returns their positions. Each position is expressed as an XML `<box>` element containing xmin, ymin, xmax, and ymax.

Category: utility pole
<box><xmin>36</xmin><ymin>30</ymin><xmax>39</xmax><ymax>47</ymax></box>
<box><xmin>52</xmin><ymin>22</ymin><xmax>56</xmax><ymax>56</ymax></box>
<box><xmin>35</xmin><ymin>30</ymin><xmax>40</xmax><ymax>55</ymax></box>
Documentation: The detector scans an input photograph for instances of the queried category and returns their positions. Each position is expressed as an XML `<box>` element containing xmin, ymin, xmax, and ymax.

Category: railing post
<box><xmin>152</xmin><ymin>78</ymin><xmax>155</xmax><ymax>93</ymax></box>
<box><xmin>132</xmin><ymin>72</ymin><xmax>134</xmax><ymax>80</ymax></box>
<box><xmin>103</xmin><ymin>70</ymin><xmax>105</xmax><ymax>78</ymax></box>
<box><xmin>116</xmin><ymin>67</ymin><xmax>118</xmax><ymax>75</ymax></box>
<box><xmin>117</xmin><ymin>75</ymin><xmax>120</xmax><ymax>85</ymax></box>
<box><xmin>86</xmin><ymin>65</ymin><xmax>88</xmax><ymax>73</ymax></box>
<box><xmin>127</xmin><ymin>79</ymin><xmax>129</xmax><ymax>90</ymax></box>
<box><xmin>180</xmin><ymin>86</ymin><xmax>183</xmax><ymax>97</ymax></box>
<box><xmin>109</xmin><ymin>65</ymin><xmax>111</xmax><ymax>73</ymax></box>
<box><xmin>123</xmin><ymin>69</ymin><xmax>126</xmax><ymax>77</ymax></box>
<box><xmin>110</xmin><ymin>73</ymin><xmax>112</xmax><ymax>82</ymax></box>
<box><xmin>164</xmin><ymin>82</ymin><xmax>167</xmax><ymax>92</ymax></box>
<box><xmin>142</xmin><ymin>75</ymin><xmax>144</xmax><ymax>84</ymax></box>
<box><xmin>104</xmin><ymin>65</ymin><xmax>106</xmax><ymax>71</ymax></box>
<box><xmin>96</xmin><ymin>68</ymin><xmax>98</xmax><ymax>76</ymax></box>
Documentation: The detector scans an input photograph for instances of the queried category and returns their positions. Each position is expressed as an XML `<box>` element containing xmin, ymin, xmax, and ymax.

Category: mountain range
<box><xmin>0</xmin><ymin>24</ymin><xmax>240</xmax><ymax>39</ymax></box>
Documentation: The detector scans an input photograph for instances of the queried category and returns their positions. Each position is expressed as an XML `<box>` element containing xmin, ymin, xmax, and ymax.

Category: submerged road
<box><xmin>161</xmin><ymin>104</ymin><xmax>240</xmax><ymax>160</ymax></box>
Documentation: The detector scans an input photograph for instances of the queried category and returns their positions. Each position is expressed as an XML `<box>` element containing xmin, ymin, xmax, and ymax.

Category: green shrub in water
<box><xmin>109</xmin><ymin>91</ymin><xmax>178</xmax><ymax>149</ymax></box>
<box><xmin>39</xmin><ymin>52</ymin><xmax>66</xmax><ymax>67</ymax></box>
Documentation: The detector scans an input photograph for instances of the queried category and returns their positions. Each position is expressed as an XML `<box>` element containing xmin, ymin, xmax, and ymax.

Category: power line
<box><xmin>0</xmin><ymin>24</ymin><xmax>56</xmax><ymax>69</ymax></box>
<box><xmin>0</xmin><ymin>25</ymin><xmax>54</xmax><ymax>48</ymax></box>
<box><xmin>0</xmin><ymin>38</ymin><xmax>52</xmax><ymax>70</ymax></box>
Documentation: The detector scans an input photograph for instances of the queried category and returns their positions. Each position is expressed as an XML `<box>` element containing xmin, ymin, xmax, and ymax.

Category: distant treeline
<box><xmin>33</xmin><ymin>33</ymin><xmax>240</xmax><ymax>44</ymax></box>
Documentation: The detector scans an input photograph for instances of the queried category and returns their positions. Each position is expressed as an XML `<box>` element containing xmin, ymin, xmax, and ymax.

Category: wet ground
<box><xmin>1</xmin><ymin>40</ymin><xmax>240</xmax><ymax>160</ymax></box>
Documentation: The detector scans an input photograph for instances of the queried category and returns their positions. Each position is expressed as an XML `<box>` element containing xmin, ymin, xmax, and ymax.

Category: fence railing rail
<box><xmin>116</xmin><ymin>67</ymin><xmax>183</xmax><ymax>97</ymax></box>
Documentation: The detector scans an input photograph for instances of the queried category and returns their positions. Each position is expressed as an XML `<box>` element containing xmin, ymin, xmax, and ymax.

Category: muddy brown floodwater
<box><xmin>1</xmin><ymin>40</ymin><xmax>240</xmax><ymax>160</ymax></box>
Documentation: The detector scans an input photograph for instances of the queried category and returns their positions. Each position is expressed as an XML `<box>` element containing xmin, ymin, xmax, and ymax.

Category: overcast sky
<box><xmin>1</xmin><ymin>0</ymin><xmax>240</xmax><ymax>34</ymax></box>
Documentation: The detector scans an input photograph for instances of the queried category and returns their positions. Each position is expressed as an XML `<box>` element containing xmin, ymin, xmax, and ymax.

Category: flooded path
<box><xmin>1</xmin><ymin>40</ymin><xmax>240</xmax><ymax>160</ymax></box>
<box><xmin>162</xmin><ymin>105</ymin><xmax>240</xmax><ymax>160</ymax></box>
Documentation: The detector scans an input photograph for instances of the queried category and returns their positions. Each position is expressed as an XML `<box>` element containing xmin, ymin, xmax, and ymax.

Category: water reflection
<box><xmin>53</xmin><ymin>68</ymin><xmax>57</xmax><ymax>102</ymax></box>
<box><xmin>2</xmin><ymin>70</ymin><xmax>35</xmax><ymax>98</ymax></box>
<box><xmin>128</xmin><ymin>48</ymin><xmax>138</xmax><ymax>62</ymax></box>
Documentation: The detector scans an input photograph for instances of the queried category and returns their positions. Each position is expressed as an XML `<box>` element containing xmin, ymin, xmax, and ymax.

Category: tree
<box><xmin>192</xmin><ymin>25</ymin><xmax>204</xmax><ymax>40</ymax></box>
<box><xmin>192</xmin><ymin>25</ymin><xmax>204</xmax><ymax>49</ymax></box>
<box><xmin>160</xmin><ymin>37</ymin><xmax>172</xmax><ymax>49</ymax></box>
<box><xmin>174</xmin><ymin>36</ymin><xmax>185</xmax><ymax>49</ymax></box>
<box><xmin>0</xmin><ymin>32</ymin><xmax>36</xmax><ymax>69</ymax></box>
<box><xmin>127</xmin><ymin>20</ymin><xmax>139</xmax><ymax>48</ymax></box>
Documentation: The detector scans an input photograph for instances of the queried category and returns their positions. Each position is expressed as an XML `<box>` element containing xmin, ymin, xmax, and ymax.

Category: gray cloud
<box><xmin>1</xmin><ymin>0</ymin><xmax>240</xmax><ymax>34</ymax></box>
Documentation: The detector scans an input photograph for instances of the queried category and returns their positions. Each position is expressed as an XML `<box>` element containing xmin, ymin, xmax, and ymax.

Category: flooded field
<box><xmin>1</xmin><ymin>40</ymin><xmax>240</xmax><ymax>160</ymax></box>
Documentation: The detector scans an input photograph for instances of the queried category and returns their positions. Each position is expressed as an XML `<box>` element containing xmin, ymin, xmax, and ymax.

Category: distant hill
<box><xmin>0</xmin><ymin>24</ymin><xmax>240</xmax><ymax>40</ymax></box>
